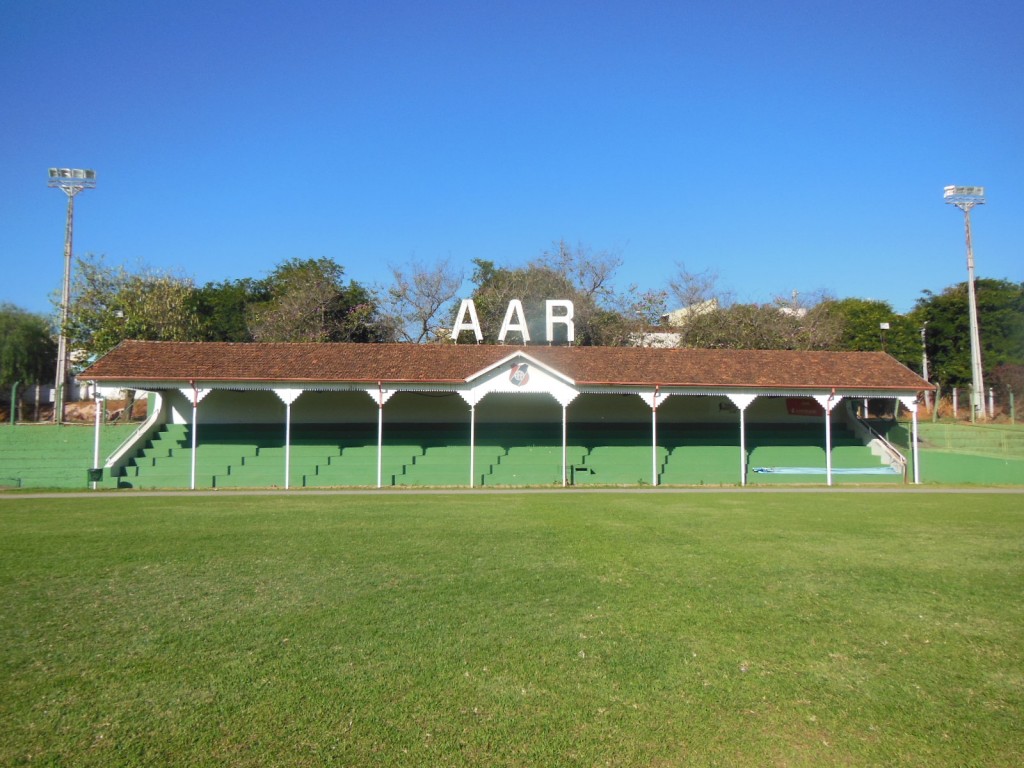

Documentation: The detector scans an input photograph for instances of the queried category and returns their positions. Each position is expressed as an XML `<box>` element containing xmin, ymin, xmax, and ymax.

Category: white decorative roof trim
<box><xmin>178</xmin><ymin>386</ymin><xmax>212</xmax><ymax>404</ymax></box>
<box><xmin>272</xmin><ymin>388</ymin><xmax>304</xmax><ymax>405</ymax></box>
<box><xmin>727</xmin><ymin>393</ymin><xmax>758</xmax><ymax>410</ymax></box>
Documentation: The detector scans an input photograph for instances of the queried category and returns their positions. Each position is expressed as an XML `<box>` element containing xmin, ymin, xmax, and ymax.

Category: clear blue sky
<box><xmin>2</xmin><ymin>0</ymin><xmax>1021</xmax><ymax>318</ymax></box>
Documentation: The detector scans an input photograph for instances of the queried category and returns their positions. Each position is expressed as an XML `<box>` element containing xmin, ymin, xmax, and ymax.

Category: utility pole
<box><xmin>921</xmin><ymin>322</ymin><xmax>931</xmax><ymax>410</ymax></box>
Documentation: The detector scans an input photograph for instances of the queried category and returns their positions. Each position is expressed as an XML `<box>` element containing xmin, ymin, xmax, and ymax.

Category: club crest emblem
<box><xmin>509</xmin><ymin>362</ymin><xmax>530</xmax><ymax>386</ymax></box>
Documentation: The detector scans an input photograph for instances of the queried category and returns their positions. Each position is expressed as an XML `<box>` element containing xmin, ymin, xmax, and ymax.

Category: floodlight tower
<box><xmin>943</xmin><ymin>185</ymin><xmax>986</xmax><ymax>419</ymax></box>
<box><xmin>48</xmin><ymin>168</ymin><xmax>96</xmax><ymax>423</ymax></box>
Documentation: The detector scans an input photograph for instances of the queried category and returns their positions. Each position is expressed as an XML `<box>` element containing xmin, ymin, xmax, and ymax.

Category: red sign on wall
<box><xmin>786</xmin><ymin>398</ymin><xmax>824</xmax><ymax>417</ymax></box>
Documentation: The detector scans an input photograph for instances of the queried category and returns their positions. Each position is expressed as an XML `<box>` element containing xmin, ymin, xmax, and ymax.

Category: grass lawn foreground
<box><xmin>1</xmin><ymin>492</ymin><xmax>1021</xmax><ymax>767</ymax></box>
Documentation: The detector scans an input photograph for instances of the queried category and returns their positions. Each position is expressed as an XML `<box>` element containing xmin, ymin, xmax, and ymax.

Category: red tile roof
<box><xmin>81</xmin><ymin>341</ymin><xmax>930</xmax><ymax>392</ymax></box>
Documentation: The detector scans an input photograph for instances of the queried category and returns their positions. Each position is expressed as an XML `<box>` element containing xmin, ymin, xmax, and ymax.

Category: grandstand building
<box><xmin>81</xmin><ymin>340</ymin><xmax>931</xmax><ymax>489</ymax></box>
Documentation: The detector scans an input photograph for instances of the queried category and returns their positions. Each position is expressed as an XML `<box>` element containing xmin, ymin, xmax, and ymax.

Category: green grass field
<box><xmin>2</xmin><ymin>491</ymin><xmax>1021</xmax><ymax>767</ymax></box>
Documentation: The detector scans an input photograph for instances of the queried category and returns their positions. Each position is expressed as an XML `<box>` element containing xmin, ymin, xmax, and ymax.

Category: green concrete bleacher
<box><xmin>8</xmin><ymin>415</ymin><xmax>1013</xmax><ymax>491</ymax></box>
<box><xmin>117</xmin><ymin>423</ymin><xmax>220</xmax><ymax>489</ymax></box>
<box><xmin>302</xmin><ymin>454</ymin><xmax>374</xmax><ymax>487</ymax></box>
<box><xmin>118</xmin><ymin>423</ymin><xmax>371</xmax><ymax>489</ymax></box>
<box><xmin>747</xmin><ymin>424</ymin><xmax>832</xmax><ymax>485</ymax></box>
<box><xmin>746</xmin><ymin>424</ymin><xmax>900</xmax><ymax>484</ymax></box>
<box><xmin>482</xmin><ymin>445</ymin><xmax>584</xmax><ymax>486</ymax></box>
<box><xmin>392</xmin><ymin>445</ymin><xmax>471</xmax><ymax>486</ymax></box>
<box><xmin>656</xmin><ymin>425</ymin><xmax>740</xmax><ymax>486</ymax></box>
<box><xmin>574</xmin><ymin>445</ymin><xmax>666</xmax><ymax>485</ymax></box>
<box><xmin>106</xmin><ymin>419</ymin><xmax>902</xmax><ymax>489</ymax></box>
<box><xmin>661</xmin><ymin>444</ymin><xmax>740</xmax><ymax>485</ymax></box>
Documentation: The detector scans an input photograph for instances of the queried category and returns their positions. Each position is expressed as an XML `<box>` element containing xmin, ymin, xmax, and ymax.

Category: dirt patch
<box><xmin>65</xmin><ymin>398</ymin><xmax>149</xmax><ymax>423</ymax></box>
<box><xmin>2</xmin><ymin>398</ymin><xmax>148</xmax><ymax>424</ymax></box>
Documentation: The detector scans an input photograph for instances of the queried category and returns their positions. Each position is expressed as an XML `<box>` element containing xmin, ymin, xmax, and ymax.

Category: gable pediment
<box><xmin>461</xmin><ymin>351</ymin><xmax>578</xmax><ymax>406</ymax></box>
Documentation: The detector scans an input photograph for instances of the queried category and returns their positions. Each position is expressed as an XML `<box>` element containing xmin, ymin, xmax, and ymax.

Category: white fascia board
<box><xmin>91</xmin><ymin>380</ymin><xmax>389</xmax><ymax>393</ymax></box>
<box><xmin>639</xmin><ymin>387</ymin><xmax>920</xmax><ymax>399</ymax></box>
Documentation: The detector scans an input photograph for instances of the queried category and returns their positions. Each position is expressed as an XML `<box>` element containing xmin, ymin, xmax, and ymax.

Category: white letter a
<box><xmin>451</xmin><ymin>299</ymin><xmax>483</xmax><ymax>343</ymax></box>
<box><xmin>498</xmin><ymin>300</ymin><xmax>530</xmax><ymax>343</ymax></box>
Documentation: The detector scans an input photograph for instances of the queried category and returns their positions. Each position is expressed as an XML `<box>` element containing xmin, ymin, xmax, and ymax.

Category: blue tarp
<box><xmin>752</xmin><ymin>466</ymin><xmax>899</xmax><ymax>475</ymax></box>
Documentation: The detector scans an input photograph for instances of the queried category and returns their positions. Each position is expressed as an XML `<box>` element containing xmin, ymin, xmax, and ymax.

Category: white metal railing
<box><xmin>860</xmin><ymin>419</ymin><xmax>908</xmax><ymax>482</ymax></box>
<box><xmin>842</xmin><ymin>401</ymin><xmax>908</xmax><ymax>482</ymax></box>
<box><xmin>104</xmin><ymin>392</ymin><xmax>165</xmax><ymax>472</ymax></box>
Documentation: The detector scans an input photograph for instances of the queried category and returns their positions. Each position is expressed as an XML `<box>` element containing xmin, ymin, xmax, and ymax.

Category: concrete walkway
<box><xmin>4</xmin><ymin>485</ymin><xmax>1024</xmax><ymax>500</ymax></box>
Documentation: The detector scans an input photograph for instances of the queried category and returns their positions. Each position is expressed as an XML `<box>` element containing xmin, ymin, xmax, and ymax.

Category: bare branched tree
<box><xmin>536</xmin><ymin>239</ymin><xmax>622</xmax><ymax>300</ymax></box>
<box><xmin>769</xmin><ymin>289</ymin><xmax>842</xmax><ymax>351</ymax></box>
<box><xmin>676</xmin><ymin>288</ymin><xmax>842</xmax><ymax>351</ymax></box>
<box><xmin>667</xmin><ymin>262</ymin><xmax>728</xmax><ymax>311</ymax></box>
<box><xmin>382</xmin><ymin>258</ymin><xmax>464</xmax><ymax>343</ymax></box>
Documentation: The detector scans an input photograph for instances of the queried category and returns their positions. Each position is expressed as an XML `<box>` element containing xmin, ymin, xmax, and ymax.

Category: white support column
<box><xmin>377</xmin><ymin>400</ymin><xmax>384</xmax><ymax>489</ymax></box>
<box><xmin>562</xmin><ymin>405</ymin><xmax>568</xmax><ymax>487</ymax></box>
<box><xmin>814</xmin><ymin>392</ymin><xmax>842</xmax><ymax>487</ymax></box>
<box><xmin>364</xmin><ymin>384</ymin><xmax>397</xmax><ymax>489</ymax></box>
<box><xmin>180</xmin><ymin>384</ymin><xmax>211</xmax><ymax>490</ymax></box>
<box><xmin>638</xmin><ymin>388</ymin><xmax>662</xmax><ymax>487</ymax></box>
<box><xmin>285</xmin><ymin>402</ymin><xmax>292</xmax><ymax>489</ymax></box>
<box><xmin>470</xmin><ymin>404</ymin><xmax>476</xmax><ymax>488</ymax></box>
<box><xmin>739</xmin><ymin>407</ymin><xmax>746</xmax><ymax>486</ymax></box>
<box><xmin>912</xmin><ymin>406</ymin><xmax>920</xmax><ymax>484</ymax></box>
<box><xmin>552</xmin><ymin>391</ymin><xmax>578</xmax><ymax>486</ymax></box>
<box><xmin>825</xmin><ymin>411</ymin><xmax>832</xmax><ymax>486</ymax></box>
<box><xmin>272</xmin><ymin>389</ymin><xmax>304</xmax><ymax>490</ymax></box>
<box><xmin>192</xmin><ymin>399</ymin><xmax>198</xmax><ymax>490</ymax></box>
<box><xmin>458</xmin><ymin>389</ymin><xmax>487</xmax><ymax>489</ymax></box>
<box><xmin>899</xmin><ymin>396</ymin><xmax>921</xmax><ymax>485</ymax></box>
<box><xmin>727</xmin><ymin>394</ymin><xmax>757</xmax><ymax>487</ymax></box>
<box><xmin>651</xmin><ymin>403</ymin><xmax>658</xmax><ymax>487</ymax></box>
<box><xmin>92</xmin><ymin>392</ymin><xmax>102</xmax><ymax>490</ymax></box>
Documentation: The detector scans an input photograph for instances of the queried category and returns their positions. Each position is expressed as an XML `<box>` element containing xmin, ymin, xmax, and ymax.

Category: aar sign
<box><xmin>452</xmin><ymin>299</ymin><xmax>575</xmax><ymax>343</ymax></box>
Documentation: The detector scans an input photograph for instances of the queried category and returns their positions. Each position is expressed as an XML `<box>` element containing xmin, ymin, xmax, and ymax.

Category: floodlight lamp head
<box><xmin>48</xmin><ymin>167</ymin><xmax>97</xmax><ymax>194</ymax></box>
<box><xmin>943</xmin><ymin>184</ymin><xmax>985</xmax><ymax>210</ymax></box>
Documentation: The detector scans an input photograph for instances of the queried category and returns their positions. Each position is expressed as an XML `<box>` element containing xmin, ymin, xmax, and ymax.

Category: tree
<box><xmin>914</xmin><ymin>279</ymin><xmax>1024</xmax><ymax>389</ymax></box>
<box><xmin>193</xmin><ymin>278</ymin><xmax>271</xmax><ymax>342</ymax></box>
<box><xmin>381</xmin><ymin>258</ymin><xmax>464</xmax><ymax>343</ymax></box>
<box><xmin>824</xmin><ymin>298</ymin><xmax>920</xmax><ymax>370</ymax></box>
<box><xmin>452</xmin><ymin>243</ymin><xmax>631</xmax><ymax>346</ymax></box>
<box><xmin>66</xmin><ymin>255</ymin><xmax>202</xmax><ymax>419</ymax></box>
<box><xmin>539</xmin><ymin>240</ymin><xmax>622</xmax><ymax>303</ymax></box>
<box><xmin>452</xmin><ymin>259</ymin><xmax>574</xmax><ymax>344</ymax></box>
<box><xmin>675</xmin><ymin>291</ymin><xmax>842</xmax><ymax>351</ymax></box>
<box><xmin>537</xmin><ymin>241</ymin><xmax>638</xmax><ymax>345</ymax></box>
<box><xmin>0</xmin><ymin>305</ymin><xmax>56</xmax><ymax>413</ymax></box>
<box><xmin>667</xmin><ymin>263</ymin><xmax>728</xmax><ymax>312</ymax></box>
<box><xmin>66</xmin><ymin>255</ymin><xmax>201</xmax><ymax>361</ymax></box>
<box><xmin>248</xmin><ymin>258</ymin><xmax>391</xmax><ymax>343</ymax></box>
